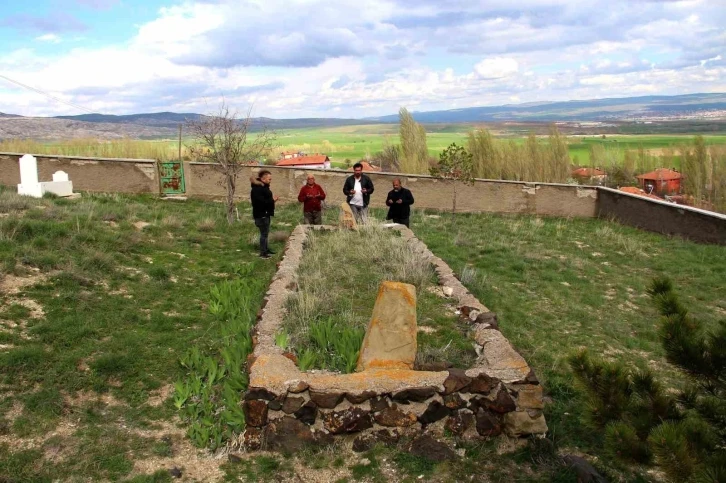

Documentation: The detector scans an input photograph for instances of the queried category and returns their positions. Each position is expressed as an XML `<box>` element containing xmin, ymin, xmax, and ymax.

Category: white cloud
<box><xmin>35</xmin><ymin>34</ymin><xmax>61</xmax><ymax>43</ymax></box>
<box><xmin>474</xmin><ymin>58</ymin><xmax>519</xmax><ymax>79</ymax></box>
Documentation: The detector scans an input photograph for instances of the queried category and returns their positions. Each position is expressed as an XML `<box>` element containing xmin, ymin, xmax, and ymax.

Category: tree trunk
<box><xmin>451</xmin><ymin>181</ymin><xmax>457</xmax><ymax>228</ymax></box>
<box><xmin>225</xmin><ymin>173</ymin><xmax>236</xmax><ymax>225</ymax></box>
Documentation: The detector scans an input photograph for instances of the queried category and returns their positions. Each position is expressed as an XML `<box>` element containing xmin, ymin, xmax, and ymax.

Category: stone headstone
<box><xmin>52</xmin><ymin>170</ymin><xmax>69</xmax><ymax>182</ymax></box>
<box><xmin>340</xmin><ymin>202</ymin><xmax>357</xmax><ymax>229</ymax></box>
<box><xmin>356</xmin><ymin>281</ymin><xmax>417</xmax><ymax>371</ymax></box>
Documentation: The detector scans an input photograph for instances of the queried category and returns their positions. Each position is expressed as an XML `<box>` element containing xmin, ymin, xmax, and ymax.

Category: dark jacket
<box><xmin>297</xmin><ymin>183</ymin><xmax>326</xmax><ymax>212</ymax></box>
<box><xmin>386</xmin><ymin>188</ymin><xmax>414</xmax><ymax>220</ymax></box>
<box><xmin>250</xmin><ymin>178</ymin><xmax>275</xmax><ymax>218</ymax></box>
<box><xmin>343</xmin><ymin>174</ymin><xmax>375</xmax><ymax>207</ymax></box>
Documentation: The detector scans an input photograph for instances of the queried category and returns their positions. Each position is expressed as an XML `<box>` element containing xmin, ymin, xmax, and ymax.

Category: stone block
<box><xmin>323</xmin><ymin>407</ymin><xmax>373</xmax><ymax>434</ymax></box>
<box><xmin>418</xmin><ymin>400</ymin><xmax>450</xmax><ymax>425</ymax></box>
<box><xmin>356</xmin><ymin>281</ymin><xmax>417</xmax><ymax>371</ymax></box>
<box><xmin>503</xmin><ymin>410</ymin><xmax>548</xmax><ymax>437</ymax></box>
<box><xmin>445</xmin><ymin>409</ymin><xmax>475</xmax><ymax>436</ymax></box>
<box><xmin>512</xmin><ymin>384</ymin><xmax>544</xmax><ymax>409</ymax></box>
<box><xmin>374</xmin><ymin>406</ymin><xmax>418</xmax><ymax>427</ymax></box>
<box><xmin>309</xmin><ymin>390</ymin><xmax>344</xmax><ymax>409</ymax></box>
<box><xmin>266</xmin><ymin>417</ymin><xmax>333</xmax><ymax>453</ymax></box>
<box><xmin>243</xmin><ymin>400</ymin><xmax>268</xmax><ymax>428</ymax></box>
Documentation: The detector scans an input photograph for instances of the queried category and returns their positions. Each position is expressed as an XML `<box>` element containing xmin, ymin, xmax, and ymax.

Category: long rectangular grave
<box><xmin>243</xmin><ymin>224</ymin><xmax>546</xmax><ymax>451</ymax></box>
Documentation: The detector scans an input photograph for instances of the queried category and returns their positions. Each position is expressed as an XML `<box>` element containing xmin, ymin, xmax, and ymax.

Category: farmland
<box><xmin>2</xmin><ymin>123</ymin><xmax>726</xmax><ymax>169</ymax></box>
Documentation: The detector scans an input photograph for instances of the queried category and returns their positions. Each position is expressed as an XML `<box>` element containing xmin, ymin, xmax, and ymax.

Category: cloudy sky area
<box><xmin>0</xmin><ymin>0</ymin><xmax>724</xmax><ymax>118</ymax></box>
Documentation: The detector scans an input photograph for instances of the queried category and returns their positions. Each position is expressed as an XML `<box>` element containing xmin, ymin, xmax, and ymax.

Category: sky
<box><xmin>0</xmin><ymin>0</ymin><xmax>724</xmax><ymax>118</ymax></box>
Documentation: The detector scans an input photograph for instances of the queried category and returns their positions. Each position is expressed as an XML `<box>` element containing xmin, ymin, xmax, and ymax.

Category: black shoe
<box><xmin>266</xmin><ymin>248</ymin><xmax>276</xmax><ymax>255</ymax></box>
<box><xmin>259</xmin><ymin>253</ymin><xmax>271</xmax><ymax>259</ymax></box>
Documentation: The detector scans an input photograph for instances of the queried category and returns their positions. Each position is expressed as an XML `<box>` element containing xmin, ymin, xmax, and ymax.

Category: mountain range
<box><xmin>1</xmin><ymin>93</ymin><xmax>724</xmax><ymax>140</ymax></box>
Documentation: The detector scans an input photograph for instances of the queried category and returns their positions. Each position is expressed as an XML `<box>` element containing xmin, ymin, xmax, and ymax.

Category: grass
<box><xmin>1</xmin><ymin>185</ymin><xmax>724</xmax><ymax>481</ymax></box>
<box><xmin>282</xmin><ymin>224</ymin><xmax>475</xmax><ymax>372</ymax></box>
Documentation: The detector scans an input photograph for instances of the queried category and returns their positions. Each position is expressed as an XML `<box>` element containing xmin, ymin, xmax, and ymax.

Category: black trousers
<box><xmin>391</xmin><ymin>217</ymin><xmax>410</xmax><ymax>227</ymax></box>
<box><xmin>254</xmin><ymin>217</ymin><xmax>271</xmax><ymax>254</ymax></box>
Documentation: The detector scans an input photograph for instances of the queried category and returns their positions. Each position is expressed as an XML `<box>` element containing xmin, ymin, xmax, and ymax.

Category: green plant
<box><xmin>429</xmin><ymin>143</ymin><xmax>475</xmax><ymax>221</ymax></box>
<box><xmin>274</xmin><ymin>330</ymin><xmax>290</xmax><ymax>351</ymax></box>
<box><xmin>298</xmin><ymin>349</ymin><xmax>317</xmax><ymax>371</ymax></box>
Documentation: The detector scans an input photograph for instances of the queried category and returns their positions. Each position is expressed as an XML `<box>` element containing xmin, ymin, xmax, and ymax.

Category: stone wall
<box><xmin>243</xmin><ymin>225</ymin><xmax>546</xmax><ymax>452</ymax></box>
<box><xmin>598</xmin><ymin>187</ymin><xmax>726</xmax><ymax>245</ymax></box>
<box><xmin>0</xmin><ymin>153</ymin><xmax>159</xmax><ymax>194</ymax></box>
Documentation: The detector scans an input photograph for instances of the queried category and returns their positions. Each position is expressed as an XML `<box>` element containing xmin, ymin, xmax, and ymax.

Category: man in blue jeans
<box><xmin>250</xmin><ymin>170</ymin><xmax>278</xmax><ymax>259</ymax></box>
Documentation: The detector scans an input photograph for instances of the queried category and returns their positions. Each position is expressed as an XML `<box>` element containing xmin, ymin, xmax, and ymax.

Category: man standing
<box><xmin>297</xmin><ymin>173</ymin><xmax>326</xmax><ymax>225</ymax></box>
<box><xmin>385</xmin><ymin>178</ymin><xmax>415</xmax><ymax>227</ymax></box>
<box><xmin>250</xmin><ymin>170</ymin><xmax>278</xmax><ymax>259</ymax></box>
<box><xmin>343</xmin><ymin>162</ymin><xmax>374</xmax><ymax>224</ymax></box>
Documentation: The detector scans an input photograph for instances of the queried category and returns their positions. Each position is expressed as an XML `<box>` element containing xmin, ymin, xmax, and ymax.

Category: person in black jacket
<box><xmin>385</xmin><ymin>178</ymin><xmax>414</xmax><ymax>227</ymax></box>
<box><xmin>250</xmin><ymin>170</ymin><xmax>278</xmax><ymax>259</ymax></box>
<box><xmin>343</xmin><ymin>162</ymin><xmax>375</xmax><ymax>224</ymax></box>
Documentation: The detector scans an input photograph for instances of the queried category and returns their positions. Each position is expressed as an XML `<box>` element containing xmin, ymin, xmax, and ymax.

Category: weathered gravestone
<box><xmin>17</xmin><ymin>154</ymin><xmax>74</xmax><ymax>198</ymax></box>
<box><xmin>357</xmin><ymin>281</ymin><xmax>417</xmax><ymax>371</ymax></box>
<box><xmin>339</xmin><ymin>201</ymin><xmax>357</xmax><ymax>229</ymax></box>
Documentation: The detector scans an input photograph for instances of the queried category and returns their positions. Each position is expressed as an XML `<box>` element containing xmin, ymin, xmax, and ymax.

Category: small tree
<box><xmin>430</xmin><ymin>143</ymin><xmax>475</xmax><ymax>221</ymax></box>
<box><xmin>187</xmin><ymin>104</ymin><xmax>276</xmax><ymax>224</ymax></box>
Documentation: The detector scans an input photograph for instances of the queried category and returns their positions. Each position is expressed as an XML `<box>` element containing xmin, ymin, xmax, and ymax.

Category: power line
<box><xmin>0</xmin><ymin>73</ymin><xmax>99</xmax><ymax>115</ymax></box>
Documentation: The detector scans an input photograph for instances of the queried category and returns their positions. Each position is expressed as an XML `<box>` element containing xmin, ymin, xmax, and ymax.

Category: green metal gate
<box><xmin>160</xmin><ymin>161</ymin><xmax>186</xmax><ymax>195</ymax></box>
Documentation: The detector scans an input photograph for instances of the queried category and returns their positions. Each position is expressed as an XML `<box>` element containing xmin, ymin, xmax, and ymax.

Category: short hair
<box><xmin>258</xmin><ymin>169</ymin><xmax>271</xmax><ymax>178</ymax></box>
<box><xmin>353</xmin><ymin>162</ymin><xmax>363</xmax><ymax>170</ymax></box>
<box><xmin>306</xmin><ymin>173</ymin><xmax>315</xmax><ymax>178</ymax></box>
<box><xmin>392</xmin><ymin>177</ymin><xmax>402</xmax><ymax>184</ymax></box>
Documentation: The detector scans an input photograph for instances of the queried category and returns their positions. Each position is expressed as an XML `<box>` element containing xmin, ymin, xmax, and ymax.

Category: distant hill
<box><xmin>366</xmin><ymin>93</ymin><xmax>726</xmax><ymax>123</ymax></box>
<box><xmin>2</xmin><ymin>93</ymin><xmax>725</xmax><ymax>141</ymax></box>
<box><xmin>53</xmin><ymin>112</ymin><xmax>377</xmax><ymax>130</ymax></box>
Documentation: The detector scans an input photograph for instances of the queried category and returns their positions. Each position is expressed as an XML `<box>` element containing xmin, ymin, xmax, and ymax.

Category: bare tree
<box><xmin>187</xmin><ymin>104</ymin><xmax>276</xmax><ymax>224</ymax></box>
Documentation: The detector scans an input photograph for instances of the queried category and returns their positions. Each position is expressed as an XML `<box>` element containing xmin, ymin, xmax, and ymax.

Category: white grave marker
<box><xmin>17</xmin><ymin>155</ymin><xmax>75</xmax><ymax>198</ymax></box>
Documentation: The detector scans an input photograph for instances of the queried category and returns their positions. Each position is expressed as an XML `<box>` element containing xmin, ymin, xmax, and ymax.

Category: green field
<box><xmin>3</xmin><ymin>124</ymin><xmax>726</xmax><ymax>168</ymax></box>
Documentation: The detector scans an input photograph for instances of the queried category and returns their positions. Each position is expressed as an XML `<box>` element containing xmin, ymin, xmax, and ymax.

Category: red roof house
<box><xmin>276</xmin><ymin>154</ymin><xmax>331</xmax><ymax>169</ymax></box>
<box><xmin>636</xmin><ymin>168</ymin><xmax>683</xmax><ymax>196</ymax></box>
<box><xmin>348</xmin><ymin>162</ymin><xmax>381</xmax><ymax>172</ymax></box>
<box><xmin>619</xmin><ymin>186</ymin><xmax>662</xmax><ymax>200</ymax></box>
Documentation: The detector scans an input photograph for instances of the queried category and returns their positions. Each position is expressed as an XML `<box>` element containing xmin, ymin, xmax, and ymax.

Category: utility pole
<box><xmin>178</xmin><ymin>124</ymin><xmax>182</xmax><ymax>161</ymax></box>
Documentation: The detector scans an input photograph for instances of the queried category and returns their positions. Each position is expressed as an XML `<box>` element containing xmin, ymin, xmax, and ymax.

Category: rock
<box><xmin>244</xmin><ymin>400</ymin><xmax>268</xmax><ymax>427</ymax></box>
<box><xmin>466</xmin><ymin>373</ymin><xmax>498</xmax><ymax>394</ymax></box>
<box><xmin>357</xmin><ymin>281</ymin><xmax>417</xmax><ymax>371</ymax></box>
<box><xmin>309</xmin><ymin>390</ymin><xmax>345</xmax><ymax>409</ymax></box>
<box><xmin>443</xmin><ymin>369</ymin><xmax>472</xmax><ymax>394</ymax></box>
<box><xmin>369</xmin><ymin>396</ymin><xmax>389</xmax><ymax>412</ymax></box>
<box><xmin>442</xmin><ymin>286</ymin><xmax>454</xmax><ymax>297</ymax></box>
<box><xmin>242</xmin><ymin>427</ymin><xmax>263</xmax><ymax>451</ymax></box>
<box><xmin>228</xmin><ymin>453</ymin><xmax>242</xmax><ymax>463</ymax></box>
<box><xmin>268</xmin><ymin>400</ymin><xmax>282</xmax><ymax>411</ymax></box>
<box><xmin>503</xmin><ymin>411</ymin><xmax>548</xmax><ymax>437</ymax></box>
<box><xmin>288</xmin><ymin>381</ymin><xmax>309</xmax><ymax>393</ymax></box>
<box><xmin>512</xmin><ymin>384</ymin><xmax>544</xmax><ymax>409</ymax></box>
<box><xmin>282</xmin><ymin>352</ymin><xmax>298</xmax><ymax>364</ymax></box>
<box><xmin>346</xmin><ymin>391</ymin><xmax>377</xmax><ymax>404</ymax></box>
<box><xmin>323</xmin><ymin>407</ymin><xmax>373</xmax><ymax>434</ymax></box>
<box><xmin>266</xmin><ymin>417</ymin><xmax>333</xmax><ymax>453</ymax></box>
<box><xmin>282</xmin><ymin>396</ymin><xmax>305</xmax><ymax>414</ymax></box>
<box><xmin>392</xmin><ymin>387</ymin><xmax>436</xmax><ymax>403</ymax></box>
<box><xmin>374</xmin><ymin>406</ymin><xmax>418</xmax><ymax>427</ymax></box>
<box><xmin>443</xmin><ymin>393</ymin><xmax>466</xmax><ymax>410</ymax></box>
<box><xmin>408</xmin><ymin>435</ymin><xmax>458</xmax><ymax>462</ymax></box>
<box><xmin>475</xmin><ymin>409</ymin><xmax>503</xmax><ymax>437</ymax></box>
<box><xmin>485</xmin><ymin>388</ymin><xmax>517</xmax><ymax>414</ymax></box>
<box><xmin>294</xmin><ymin>401</ymin><xmax>318</xmax><ymax>425</ymax></box>
<box><xmin>419</xmin><ymin>400</ymin><xmax>451</xmax><ymax>425</ymax></box>
<box><xmin>168</xmin><ymin>467</ymin><xmax>182</xmax><ymax>478</ymax></box>
<box><xmin>133</xmin><ymin>221</ymin><xmax>151</xmax><ymax>231</ymax></box>
<box><xmin>245</xmin><ymin>387</ymin><xmax>277</xmax><ymax>401</ymax></box>
<box><xmin>445</xmin><ymin>410</ymin><xmax>475</xmax><ymax>436</ymax></box>
<box><xmin>416</xmin><ymin>361</ymin><xmax>453</xmax><ymax>371</ymax></box>
<box><xmin>561</xmin><ymin>455</ymin><xmax>608</xmax><ymax>483</ymax></box>
<box><xmin>474</xmin><ymin>312</ymin><xmax>499</xmax><ymax>329</ymax></box>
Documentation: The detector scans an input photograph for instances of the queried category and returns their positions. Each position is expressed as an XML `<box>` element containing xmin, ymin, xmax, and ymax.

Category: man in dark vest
<box><xmin>385</xmin><ymin>178</ymin><xmax>414</xmax><ymax>227</ymax></box>
<box><xmin>250</xmin><ymin>170</ymin><xmax>278</xmax><ymax>259</ymax></box>
<box><xmin>343</xmin><ymin>162</ymin><xmax>374</xmax><ymax>224</ymax></box>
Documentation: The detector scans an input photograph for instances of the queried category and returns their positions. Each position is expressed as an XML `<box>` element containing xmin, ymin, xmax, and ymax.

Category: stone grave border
<box><xmin>243</xmin><ymin>224</ymin><xmax>546</xmax><ymax>451</ymax></box>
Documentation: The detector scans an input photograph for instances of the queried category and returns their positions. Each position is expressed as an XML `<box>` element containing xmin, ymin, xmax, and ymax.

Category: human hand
<box><xmin>387</xmin><ymin>199</ymin><xmax>392</xmax><ymax>205</ymax></box>
<box><xmin>349</xmin><ymin>190</ymin><xmax>356</xmax><ymax>195</ymax></box>
<box><xmin>307</xmin><ymin>194</ymin><xmax>313</xmax><ymax>199</ymax></box>
<box><xmin>396</xmin><ymin>199</ymin><xmax>403</xmax><ymax>204</ymax></box>
<box><xmin>273</xmin><ymin>195</ymin><xmax>279</xmax><ymax>201</ymax></box>
<box><xmin>361</xmin><ymin>188</ymin><xmax>367</xmax><ymax>194</ymax></box>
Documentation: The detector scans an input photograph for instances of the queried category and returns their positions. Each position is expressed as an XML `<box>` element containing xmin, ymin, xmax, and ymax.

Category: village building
<box><xmin>636</xmin><ymin>168</ymin><xmax>683</xmax><ymax>196</ymax></box>
<box><xmin>276</xmin><ymin>154</ymin><xmax>331</xmax><ymax>170</ymax></box>
<box><xmin>619</xmin><ymin>186</ymin><xmax>663</xmax><ymax>200</ymax></box>
<box><xmin>571</xmin><ymin>167</ymin><xmax>608</xmax><ymax>185</ymax></box>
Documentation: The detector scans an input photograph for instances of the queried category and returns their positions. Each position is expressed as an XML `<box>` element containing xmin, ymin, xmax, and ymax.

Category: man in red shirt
<box><xmin>297</xmin><ymin>173</ymin><xmax>327</xmax><ymax>225</ymax></box>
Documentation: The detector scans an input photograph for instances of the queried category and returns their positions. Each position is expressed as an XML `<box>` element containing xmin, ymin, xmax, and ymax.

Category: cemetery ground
<box><xmin>0</xmin><ymin>188</ymin><xmax>725</xmax><ymax>482</ymax></box>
